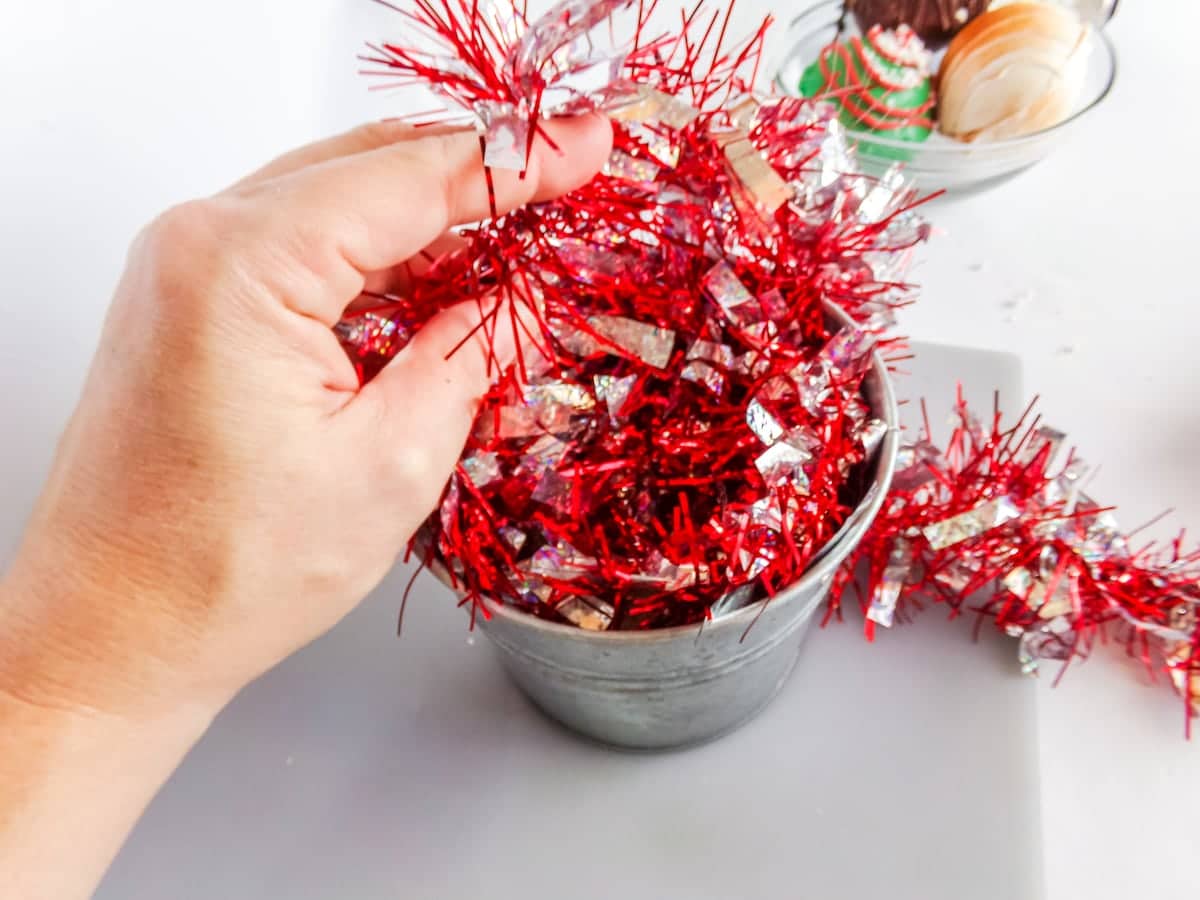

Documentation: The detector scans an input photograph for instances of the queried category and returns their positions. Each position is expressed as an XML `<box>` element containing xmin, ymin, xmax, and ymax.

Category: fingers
<box><xmin>346</xmin><ymin>294</ymin><xmax>539</xmax><ymax>514</ymax></box>
<box><xmin>359</xmin><ymin>231</ymin><xmax>469</xmax><ymax>301</ymax></box>
<box><xmin>228</xmin><ymin>120</ymin><xmax>466</xmax><ymax>191</ymax></box>
<box><xmin>238</xmin><ymin>113</ymin><xmax>612</xmax><ymax>325</ymax></box>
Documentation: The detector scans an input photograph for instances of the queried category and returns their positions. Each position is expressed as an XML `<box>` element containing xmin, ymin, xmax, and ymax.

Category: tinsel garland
<box><xmin>340</xmin><ymin>0</ymin><xmax>1199</xmax><ymax>723</ymax></box>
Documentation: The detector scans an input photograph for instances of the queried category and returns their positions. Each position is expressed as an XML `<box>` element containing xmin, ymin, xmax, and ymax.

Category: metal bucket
<box><xmin>466</xmin><ymin>308</ymin><xmax>899</xmax><ymax>750</ymax></box>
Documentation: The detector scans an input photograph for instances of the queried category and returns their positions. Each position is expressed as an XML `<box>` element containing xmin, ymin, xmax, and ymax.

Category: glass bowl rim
<box><xmin>773</xmin><ymin>0</ymin><xmax>1120</xmax><ymax>153</ymax></box>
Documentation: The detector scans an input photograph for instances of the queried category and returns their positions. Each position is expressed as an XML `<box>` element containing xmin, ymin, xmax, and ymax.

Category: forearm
<box><xmin>0</xmin><ymin>574</ymin><xmax>215</xmax><ymax>900</ymax></box>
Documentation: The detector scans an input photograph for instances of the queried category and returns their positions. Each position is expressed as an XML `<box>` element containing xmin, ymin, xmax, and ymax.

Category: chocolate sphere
<box><xmin>848</xmin><ymin>0</ymin><xmax>990</xmax><ymax>46</ymax></box>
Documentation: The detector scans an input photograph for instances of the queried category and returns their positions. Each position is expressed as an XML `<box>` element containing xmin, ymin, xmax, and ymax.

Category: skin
<box><xmin>0</xmin><ymin>113</ymin><xmax>612</xmax><ymax>900</ymax></box>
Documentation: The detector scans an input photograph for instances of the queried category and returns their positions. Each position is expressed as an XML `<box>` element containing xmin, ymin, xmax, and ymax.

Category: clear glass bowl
<box><xmin>773</xmin><ymin>1</ymin><xmax>1119</xmax><ymax>192</ymax></box>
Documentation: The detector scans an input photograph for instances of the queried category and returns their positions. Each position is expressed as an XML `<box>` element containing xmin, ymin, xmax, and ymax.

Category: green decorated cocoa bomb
<box><xmin>799</xmin><ymin>24</ymin><xmax>935</xmax><ymax>147</ymax></box>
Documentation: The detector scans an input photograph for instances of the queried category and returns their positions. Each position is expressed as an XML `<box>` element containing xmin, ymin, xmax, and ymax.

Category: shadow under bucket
<box><xmin>458</xmin><ymin>306</ymin><xmax>899</xmax><ymax>750</ymax></box>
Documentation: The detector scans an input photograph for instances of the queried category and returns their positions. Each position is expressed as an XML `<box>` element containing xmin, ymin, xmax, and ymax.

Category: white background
<box><xmin>1</xmin><ymin>1</ymin><xmax>1197</xmax><ymax>897</ymax></box>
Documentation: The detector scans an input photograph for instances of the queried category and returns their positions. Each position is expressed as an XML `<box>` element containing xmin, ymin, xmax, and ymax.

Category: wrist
<box><xmin>0</xmin><ymin>529</ymin><xmax>234</xmax><ymax>726</ymax></box>
<box><xmin>0</xmin><ymin>630</ymin><xmax>214</xmax><ymax>900</ymax></box>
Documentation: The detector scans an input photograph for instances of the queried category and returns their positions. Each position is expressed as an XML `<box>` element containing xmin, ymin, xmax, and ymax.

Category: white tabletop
<box><xmin>2</xmin><ymin>2</ymin><xmax>1196</xmax><ymax>898</ymax></box>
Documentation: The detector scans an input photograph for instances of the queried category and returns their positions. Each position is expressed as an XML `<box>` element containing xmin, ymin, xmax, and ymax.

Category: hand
<box><xmin>0</xmin><ymin>114</ymin><xmax>611</xmax><ymax>718</ymax></box>
<box><xmin>0</xmin><ymin>113</ymin><xmax>610</xmax><ymax>900</ymax></box>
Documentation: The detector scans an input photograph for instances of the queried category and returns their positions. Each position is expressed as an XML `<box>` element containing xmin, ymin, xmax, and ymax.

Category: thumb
<box><xmin>347</xmin><ymin>295</ymin><xmax>539</xmax><ymax>510</ymax></box>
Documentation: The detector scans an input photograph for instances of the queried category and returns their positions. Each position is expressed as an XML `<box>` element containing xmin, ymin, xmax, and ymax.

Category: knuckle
<box><xmin>135</xmin><ymin>198</ymin><xmax>256</xmax><ymax>310</ymax></box>
<box><xmin>383</xmin><ymin>438</ymin><xmax>435</xmax><ymax>489</ymax></box>
<box><xmin>145</xmin><ymin>199</ymin><xmax>225</xmax><ymax>250</ymax></box>
<box><xmin>365</xmin><ymin>408</ymin><xmax>441</xmax><ymax>502</ymax></box>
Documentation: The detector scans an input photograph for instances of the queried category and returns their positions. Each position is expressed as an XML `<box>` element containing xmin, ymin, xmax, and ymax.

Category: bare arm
<box><xmin>0</xmin><ymin>114</ymin><xmax>612</xmax><ymax>899</ymax></box>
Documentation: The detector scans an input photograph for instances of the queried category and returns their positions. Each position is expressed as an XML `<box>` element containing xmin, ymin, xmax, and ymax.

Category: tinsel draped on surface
<box><xmin>340</xmin><ymin>0</ymin><xmax>1199</xmax><ymax>724</ymax></box>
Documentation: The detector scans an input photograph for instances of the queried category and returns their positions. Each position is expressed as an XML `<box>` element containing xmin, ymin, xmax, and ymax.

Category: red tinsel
<box><xmin>339</xmin><ymin>0</ymin><xmax>1199</xmax><ymax>719</ymax></box>
<box><xmin>840</xmin><ymin>391</ymin><xmax>1200</xmax><ymax>729</ymax></box>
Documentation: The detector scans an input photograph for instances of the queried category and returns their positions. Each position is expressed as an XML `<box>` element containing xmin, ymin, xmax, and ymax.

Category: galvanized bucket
<box><xmin>458</xmin><ymin>308</ymin><xmax>899</xmax><ymax>750</ymax></box>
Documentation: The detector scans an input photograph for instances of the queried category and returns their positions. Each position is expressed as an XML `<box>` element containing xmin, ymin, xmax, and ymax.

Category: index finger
<box><xmin>238</xmin><ymin>114</ymin><xmax>612</xmax><ymax>325</ymax></box>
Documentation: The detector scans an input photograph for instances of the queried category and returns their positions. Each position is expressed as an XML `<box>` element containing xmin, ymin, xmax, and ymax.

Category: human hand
<box><xmin>0</xmin><ymin>114</ymin><xmax>612</xmax><ymax>720</ymax></box>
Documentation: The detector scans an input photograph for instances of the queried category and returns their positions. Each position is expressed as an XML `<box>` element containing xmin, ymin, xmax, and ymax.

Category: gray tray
<box><xmin>98</xmin><ymin>342</ymin><xmax>1041</xmax><ymax>900</ymax></box>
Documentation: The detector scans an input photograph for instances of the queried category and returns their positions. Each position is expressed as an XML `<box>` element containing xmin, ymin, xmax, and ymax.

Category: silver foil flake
<box><xmin>922</xmin><ymin>496</ymin><xmax>1021</xmax><ymax>551</ymax></box>
<box><xmin>845</xmin><ymin>396</ymin><xmax>871</xmax><ymax>428</ymax></box>
<box><xmin>702</xmin><ymin>261</ymin><xmax>757</xmax><ymax>324</ymax></box>
<box><xmin>737</xmin><ymin>547</ymin><xmax>773</xmax><ymax>580</ymax></box>
<box><xmin>1016</xmin><ymin>425</ymin><xmax>1068</xmax><ymax>468</ymax></box>
<box><xmin>530</xmin><ymin>469</ymin><xmax>572</xmax><ymax>510</ymax></box>
<box><xmin>932</xmin><ymin>557</ymin><xmax>983</xmax><ymax>594</ymax></box>
<box><xmin>334</xmin><ymin>312</ymin><xmax>409</xmax><ymax>357</ymax></box>
<box><xmin>726</xmin><ymin>95</ymin><xmax>760</xmax><ymax>130</ymax></box>
<box><xmin>498</xmin><ymin>404</ymin><xmax>575</xmax><ymax>438</ymax></box>
<box><xmin>551</xmin><ymin>239</ymin><xmax>626</xmax><ymax>286</ymax></box>
<box><xmin>723</xmin><ymin>136</ymin><xmax>792</xmax><ymax>213</ymax></box>
<box><xmin>867</xmin><ymin>537</ymin><xmax>914</xmax><ymax>628</ymax></box>
<box><xmin>1041</xmin><ymin>458</ymin><xmax>1087</xmax><ymax>507</ymax></box>
<box><xmin>526</xmin><ymin>539</ymin><xmax>597</xmax><ymax>579</ymax></box>
<box><xmin>602</xmin><ymin>149</ymin><xmax>661</xmax><ymax>185</ymax></box>
<box><xmin>755</xmin><ymin>442</ymin><xmax>812</xmax><ymax>490</ymax></box>
<box><xmin>522</xmin><ymin>381</ymin><xmax>595</xmax><ymax>412</ymax></box>
<box><xmin>584</xmin><ymin>315</ymin><xmax>675</xmax><ymax>369</ymax></box>
<box><xmin>1037</xmin><ymin>545</ymin><xmax>1060</xmax><ymax>580</ymax></box>
<box><xmin>622</xmin><ymin>121</ymin><xmax>681</xmax><ymax>168</ymax></box>
<box><xmin>439</xmin><ymin>476</ymin><xmax>460</xmax><ymax>536</ymax></box>
<box><xmin>1018</xmin><ymin>616</ymin><xmax>1074</xmax><ymax>675</ymax></box>
<box><xmin>855</xmin><ymin>164</ymin><xmax>906</xmax><ymax>224</ymax></box>
<box><xmin>521</xmin><ymin>434</ymin><xmax>570</xmax><ymax>471</ymax></box>
<box><xmin>656</xmin><ymin>185</ymin><xmax>706</xmax><ymax>245</ymax></box>
<box><xmin>860</xmin><ymin>419</ymin><xmax>889</xmax><ymax>454</ymax></box>
<box><xmin>478</xmin><ymin>101</ymin><xmax>528</xmax><ymax>171</ymax></box>
<box><xmin>706</xmin><ymin>508</ymin><xmax>741</xmax><ymax>538</ymax></box>
<box><xmin>1169</xmin><ymin>602</ymin><xmax>1198</xmax><ymax>635</ymax></box>
<box><xmin>550</xmin><ymin>323</ymin><xmax>596</xmax><ymax>355</ymax></box>
<box><xmin>757</xmin><ymin>288</ymin><xmax>789</xmax><ymax>323</ymax></box>
<box><xmin>758</xmin><ymin>374</ymin><xmax>800</xmax><ymax>404</ymax></box>
<box><xmin>748</xmin><ymin>494</ymin><xmax>800</xmax><ymax>532</ymax></box>
<box><xmin>1002</xmin><ymin>567</ymin><xmax>1035</xmax><ymax>600</ymax></box>
<box><xmin>610</xmin><ymin>85</ymin><xmax>700</xmax><ymax>130</ymax></box>
<box><xmin>734</xmin><ymin>349</ymin><xmax>772</xmax><ymax>379</ymax></box>
<box><xmin>1002</xmin><ymin>565</ymin><xmax>1075</xmax><ymax>620</ymax></box>
<box><xmin>796</xmin><ymin>113</ymin><xmax>853</xmax><ymax>200</ymax></box>
<box><xmin>783</xmin><ymin>426</ymin><xmax>822</xmax><ymax>457</ymax></box>
<box><xmin>740</xmin><ymin>321</ymin><xmax>780</xmax><ymax>348</ymax></box>
<box><xmin>511</xmin><ymin>574</ymin><xmax>553</xmax><ymax>607</ymax></box>
<box><xmin>877</xmin><ymin>197</ymin><xmax>928</xmax><ymax>249</ymax></box>
<box><xmin>681</xmin><ymin>339</ymin><xmax>735</xmax><ymax>395</ymax></box>
<box><xmin>540</xmin><ymin>54</ymin><xmax>629</xmax><ymax>113</ymax></box>
<box><xmin>503</xmin><ymin>0</ymin><xmax>635</xmax><ymax>118</ymax></box>
<box><xmin>461</xmin><ymin>451</ymin><xmax>502</xmax><ymax>487</ymax></box>
<box><xmin>857</xmin><ymin>298</ymin><xmax>900</xmax><ymax>331</ymax></box>
<box><xmin>1165</xmin><ymin>641</ymin><xmax>1200</xmax><ymax>701</ymax></box>
<box><xmin>1070</xmin><ymin>501</ymin><xmax>1129</xmax><ymax>563</ymax></box>
<box><xmin>628</xmin><ymin>553</ymin><xmax>700</xmax><ymax>592</ymax></box>
<box><xmin>1037</xmin><ymin>558</ymin><xmax>1079</xmax><ymax>598</ymax></box>
<box><xmin>499</xmin><ymin>526</ymin><xmax>528</xmax><ymax>553</ymax></box>
<box><xmin>746</xmin><ymin>398</ymin><xmax>785</xmax><ymax>446</ymax></box>
<box><xmin>593</xmin><ymin>373</ymin><xmax>637</xmax><ymax>420</ymax></box>
<box><xmin>555</xmin><ymin>596</ymin><xmax>614</xmax><ymax>631</ymax></box>
<box><xmin>796</xmin><ymin>364</ymin><xmax>833</xmax><ymax>417</ymax></box>
<box><xmin>820</xmin><ymin>327</ymin><xmax>877</xmax><ymax>381</ymax></box>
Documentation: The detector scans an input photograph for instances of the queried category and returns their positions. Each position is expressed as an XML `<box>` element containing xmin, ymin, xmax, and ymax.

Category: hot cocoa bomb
<box><xmin>847</xmin><ymin>0</ymin><xmax>990</xmax><ymax>47</ymax></box>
